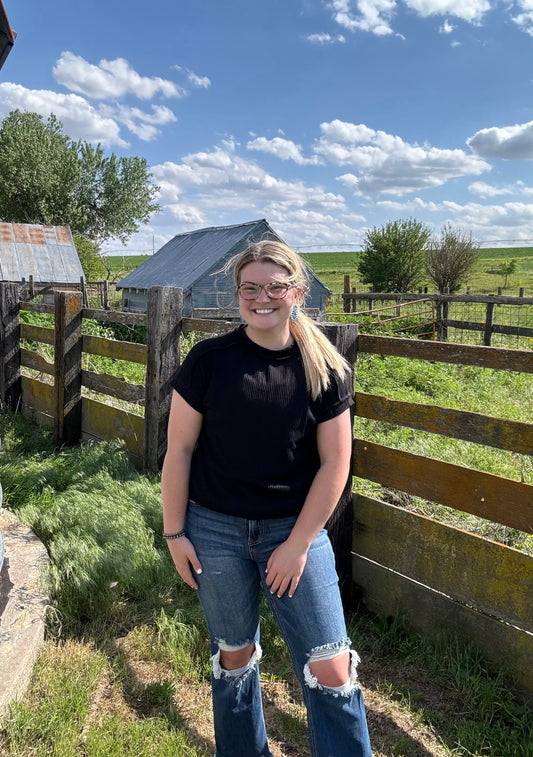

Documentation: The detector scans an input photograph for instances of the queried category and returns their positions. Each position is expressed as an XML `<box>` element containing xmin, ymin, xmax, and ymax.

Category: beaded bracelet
<box><xmin>162</xmin><ymin>529</ymin><xmax>186</xmax><ymax>540</ymax></box>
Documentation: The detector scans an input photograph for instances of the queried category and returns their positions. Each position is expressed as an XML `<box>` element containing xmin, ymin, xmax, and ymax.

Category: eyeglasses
<box><xmin>237</xmin><ymin>282</ymin><xmax>292</xmax><ymax>300</ymax></box>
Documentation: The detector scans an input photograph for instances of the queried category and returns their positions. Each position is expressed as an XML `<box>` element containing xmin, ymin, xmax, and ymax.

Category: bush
<box><xmin>357</xmin><ymin>218</ymin><xmax>431</xmax><ymax>292</ymax></box>
<box><xmin>426</xmin><ymin>224</ymin><xmax>480</xmax><ymax>293</ymax></box>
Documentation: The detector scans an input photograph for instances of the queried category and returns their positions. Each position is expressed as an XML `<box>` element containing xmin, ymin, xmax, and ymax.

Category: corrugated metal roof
<box><xmin>0</xmin><ymin>223</ymin><xmax>85</xmax><ymax>283</ymax></box>
<box><xmin>116</xmin><ymin>219</ymin><xmax>330</xmax><ymax>294</ymax></box>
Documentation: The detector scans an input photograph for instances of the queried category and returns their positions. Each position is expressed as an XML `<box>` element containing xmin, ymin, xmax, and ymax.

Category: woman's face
<box><xmin>238</xmin><ymin>260</ymin><xmax>300</xmax><ymax>341</ymax></box>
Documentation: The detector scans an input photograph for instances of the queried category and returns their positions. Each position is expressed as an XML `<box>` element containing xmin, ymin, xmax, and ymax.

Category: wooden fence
<box><xmin>341</xmin><ymin>283</ymin><xmax>533</xmax><ymax>346</ymax></box>
<box><xmin>1</xmin><ymin>283</ymin><xmax>532</xmax><ymax>701</ymax></box>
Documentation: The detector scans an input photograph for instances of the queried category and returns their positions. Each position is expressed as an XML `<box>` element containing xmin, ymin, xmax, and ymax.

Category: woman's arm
<box><xmin>161</xmin><ymin>390</ymin><xmax>204</xmax><ymax>589</ymax></box>
<box><xmin>265</xmin><ymin>408</ymin><xmax>353</xmax><ymax>598</ymax></box>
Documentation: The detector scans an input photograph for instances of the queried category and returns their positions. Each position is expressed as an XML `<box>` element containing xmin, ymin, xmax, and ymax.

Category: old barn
<box><xmin>116</xmin><ymin>219</ymin><xmax>331</xmax><ymax>317</ymax></box>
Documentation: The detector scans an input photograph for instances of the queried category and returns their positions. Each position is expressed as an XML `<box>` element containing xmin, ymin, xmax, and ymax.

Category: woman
<box><xmin>161</xmin><ymin>240</ymin><xmax>372</xmax><ymax>757</ymax></box>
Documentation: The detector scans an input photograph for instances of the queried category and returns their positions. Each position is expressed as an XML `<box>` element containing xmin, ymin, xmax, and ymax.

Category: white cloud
<box><xmin>98</xmin><ymin>104</ymin><xmax>177</xmax><ymax>141</ymax></box>
<box><xmin>54</xmin><ymin>52</ymin><xmax>184</xmax><ymax>100</ymax></box>
<box><xmin>187</xmin><ymin>70</ymin><xmax>211</xmax><ymax>88</ymax></box>
<box><xmin>0</xmin><ymin>82</ymin><xmax>129</xmax><ymax>146</ymax></box>
<box><xmin>151</xmin><ymin>143</ymin><xmax>346</xmax><ymax>223</ymax></box>
<box><xmin>467</xmin><ymin>120</ymin><xmax>533</xmax><ymax>159</ymax></box>
<box><xmin>403</xmin><ymin>0</ymin><xmax>490</xmax><ymax>24</ymax></box>
<box><xmin>328</xmin><ymin>0</ymin><xmax>500</xmax><ymax>36</ymax></box>
<box><xmin>267</xmin><ymin>209</ymin><xmax>367</xmax><ymax>249</ymax></box>
<box><xmin>247</xmin><ymin>136</ymin><xmax>322</xmax><ymax>165</ymax></box>
<box><xmin>306</xmin><ymin>32</ymin><xmax>346</xmax><ymax>43</ymax></box>
<box><xmin>469</xmin><ymin>180</ymin><xmax>533</xmax><ymax>198</ymax></box>
<box><xmin>376</xmin><ymin>195</ymin><xmax>533</xmax><ymax>241</ymax></box>
<box><xmin>329</xmin><ymin>0</ymin><xmax>397</xmax><ymax>36</ymax></box>
<box><xmin>315</xmin><ymin>119</ymin><xmax>489</xmax><ymax>195</ymax></box>
<box><xmin>439</xmin><ymin>19</ymin><xmax>454</xmax><ymax>32</ymax></box>
<box><xmin>468</xmin><ymin>181</ymin><xmax>513</xmax><ymax>198</ymax></box>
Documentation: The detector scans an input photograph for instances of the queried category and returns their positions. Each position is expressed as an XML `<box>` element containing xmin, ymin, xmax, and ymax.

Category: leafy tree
<box><xmin>357</xmin><ymin>218</ymin><xmax>431</xmax><ymax>292</ymax></box>
<box><xmin>0</xmin><ymin>111</ymin><xmax>80</xmax><ymax>224</ymax></box>
<box><xmin>490</xmin><ymin>258</ymin><xmax>517</xmax><ymax>289</ymax></box>
<box><xmin>425</xmin><ymin>224</ymin><xmax>480</xmax><ymax>293</ymax></box>
<box><xmin>73</xmin><ymin>235</ymin><xmax>107</xmax><ymax>280</ymax></box>
<box><xmin>0</xmin><ymin>110</ymin><xmax>159</xmax><ymax>246</ymax></box>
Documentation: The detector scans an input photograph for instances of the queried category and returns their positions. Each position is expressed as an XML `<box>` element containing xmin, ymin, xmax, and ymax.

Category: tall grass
<box><xmin>0</xmin><ymin>413</ymin><xmax>175</xmax><ymax>629</ymax></box>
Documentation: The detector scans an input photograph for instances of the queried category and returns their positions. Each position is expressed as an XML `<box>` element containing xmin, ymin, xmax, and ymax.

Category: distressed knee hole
<box><xmin>304</xmin><ymin>639</ymin><xmax>360</xmax><ymax>697</ymax></box>
<box><xmin>212</xmin><ymin>640</ymin><xmax>262</xmax><ymax>685</ymax></box>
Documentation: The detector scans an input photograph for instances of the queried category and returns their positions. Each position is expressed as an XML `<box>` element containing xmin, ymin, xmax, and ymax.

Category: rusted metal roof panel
<box><xmin>0</xmin><ymin>223</ymin><xmax>84</xmax><ymax>283</ymax></box>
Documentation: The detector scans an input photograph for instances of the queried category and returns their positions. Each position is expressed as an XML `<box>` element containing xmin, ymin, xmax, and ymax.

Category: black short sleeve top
<box><xmin>171</xmin><ymin>326</ymin><xmax>353</xmax><ymax>519</ymax></box>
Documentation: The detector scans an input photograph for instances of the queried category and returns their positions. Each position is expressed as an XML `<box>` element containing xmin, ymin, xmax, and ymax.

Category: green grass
<box><xmin>301</xmin><ymin>247</ymin><xmax>533</xmax><ymax>297</ymax></box>
<box><xmin>1</xmin><ymin>410</ymin><xmax>532</xmax><ymax>756</ymax></box>
<box><xmin>353</xmin><ymin>351</ymin><xmax>533</xmax><ymax>553</ymax></box>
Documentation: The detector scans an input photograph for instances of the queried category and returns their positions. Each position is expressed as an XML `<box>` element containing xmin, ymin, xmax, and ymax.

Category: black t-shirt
<box><xmin>171</xmin><ymin>326</ymin><xmax>353</xmax><ymax>519</ymax></box>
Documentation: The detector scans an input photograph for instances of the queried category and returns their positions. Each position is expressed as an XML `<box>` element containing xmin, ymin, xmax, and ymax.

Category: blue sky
<box><xmin>1</xmin><ymin>0</ymin><xmax>533</xmax><ymax>253</ymax></box>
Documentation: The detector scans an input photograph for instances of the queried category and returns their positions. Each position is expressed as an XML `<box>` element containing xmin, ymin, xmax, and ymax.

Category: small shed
<box><xmin>116</xmin><ymin>219</ymin><xmax>331</xmax><ymax>317</ymax></box>
<box><xmin>0</xmin><ymin>223</ymin><xmax>84</xmax><ymax>291</ymax></box>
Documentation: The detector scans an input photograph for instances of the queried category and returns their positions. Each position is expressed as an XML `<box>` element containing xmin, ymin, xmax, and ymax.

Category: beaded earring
<box><xmin>290</xmin><ymin>304</ymin><xmax>299</xmax><ymax>322</ymax></box>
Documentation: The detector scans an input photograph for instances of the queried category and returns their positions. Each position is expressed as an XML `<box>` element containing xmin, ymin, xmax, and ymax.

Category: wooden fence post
<box><xmin>343</xmin><ymin>275</ymin><xmax>351</xmax><ymax>313</ymax></box>
<box><xmin>322</xmin><ymin>322</ymin><xmax>359</xmax><ymax>606</ymax></box>
<box><xmin>484</xmin><ymin>302</ymin><xmax>495</xmax><ymax>347</ymax></box>
<box><xmin>436</xmin><ymin>296</ymin><xmax>448</xmax><ymax>341</ymax></box>
<box><xmin>54</xmin><ymin>291</ymin><xmax>83</xmax><ymax>445</ymax></box>
<box><xmin>0</xmin><ymin>283</ymin><xmax>21</xmax><ymax>411</ymax></box>
<box><xmin>143</xmin><ymin>286</ymin><xmax>183</xmax><ymax>473</ymax></box>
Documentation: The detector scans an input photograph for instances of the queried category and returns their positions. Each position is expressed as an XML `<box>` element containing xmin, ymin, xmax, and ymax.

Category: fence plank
<box><xmin>54</xmin><ymin>291</ymin><xmax>82</xmax><ymax>445</ymax></box>
<box><xmin>352</xmin><ymin>494</ymin><xmax>532</xmax><ymax>630</ymax></box>
<box><xmin>21</xmin><ymin>375</ymin><xmax>54</xmax><ymax>415</ymax></box>
<box><xmin>81</xmin><ymin>369</ymin><xmax>145</xmax><ymax>404</ymax></box>
<box><xmin>351</xmin><ymin>553</ymin><xmax>533</xmax><ymax>704</ymax></box>
<box><xmin>0</xmin><ymin>283</ymin><xmax>21</xmax><ymax>409</ymax></box>
<box><xmin>82</xmin><ymin>334</ymin><xmax>147</xmax><ymax>364</ymax></box>
<box><xmin>20</xmin><ymin>348</ymin><xmax>54</xmax><ymax>376</ymax></box>
<box><xmin>20</xmin><ymin>322</ymin><xmax>55</xmax><ymax>345</ymax></box>
<box><xmin>81</xmin><ymin>397</ymin><xmax>144</xmax><ymax>458</ymax></box>
<box><xmin>357</xmin><ymin>334</ymin><xmax>533</xmax><ymax>373</ymax></box>
<box><xmin>353</xmin><ymin>439</ymin><xmax>533</xmax><ymax>533</ymax></box>
<box><xmin>355</xmin><ymin>392</ymin><xmax>533</xmax><ymax>454</ymax></box>
<box><xmin>20</xmin><ymin>301</ymin><xmax>54</xmax><ymax>315</ymax></box>
<box><xmin>343</xmin><ymin>291</ymin><xmax>533</xmax><ymax>305</ymax></box>
<box><xmin>82</xmin><ymin>308</ymin><xmax>147</xmax><ymax>327</ymax></box>
<box><xmin>143</xmin><ymin>287</ymin><xmax>183</xmax><ymax>472</ymax></box>
<box><xmin>182</xmin><ymin>317</ymin><xmax>235</xmax><ymax>335</ymax></box>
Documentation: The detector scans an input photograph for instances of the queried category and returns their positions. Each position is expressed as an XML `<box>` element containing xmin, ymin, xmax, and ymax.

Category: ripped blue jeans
<box><xmin>185</xmin><ymin>501</ymin><xmax>372</xmax><ymax>757</ymax></box>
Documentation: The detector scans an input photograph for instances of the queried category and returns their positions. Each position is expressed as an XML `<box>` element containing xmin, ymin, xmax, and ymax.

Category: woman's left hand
<box><xmin>265</xmin><ymin>540</ymin><xmax>308</xmax><ymax>598</ymax></box>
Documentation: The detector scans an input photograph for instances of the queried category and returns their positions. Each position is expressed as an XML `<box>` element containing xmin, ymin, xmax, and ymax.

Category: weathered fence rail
<box><xmin>1</xmin><ymin>283</ymin><xmax>532</xmax><ymax>702</ymax></box>
<box><xmin>341</xmin><ymin>287</ymin><xmax>533</xmax><ymax>345</ymax></box>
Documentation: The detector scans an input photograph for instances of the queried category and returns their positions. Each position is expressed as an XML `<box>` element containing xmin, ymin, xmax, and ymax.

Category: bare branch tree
<box><xmin>426</xmin><ymin>224</ymin><xmax>480</xmax><ymax>293</ymax></box>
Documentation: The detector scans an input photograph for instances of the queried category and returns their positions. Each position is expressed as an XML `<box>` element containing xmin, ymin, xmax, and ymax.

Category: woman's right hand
<box><xmin>166</xmin><ymin>537</ymin><xmax>203</xmax><ymax>590</ymax></box>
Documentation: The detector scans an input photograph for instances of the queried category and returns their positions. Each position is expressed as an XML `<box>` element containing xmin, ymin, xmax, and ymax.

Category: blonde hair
<box><xmin>223</xmin><ymin>240</ymin><xmax>350</xmax><ymax>399</ymax></box>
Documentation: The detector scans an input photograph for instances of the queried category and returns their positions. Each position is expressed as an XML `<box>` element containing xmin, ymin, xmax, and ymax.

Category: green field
<box><xmin>300</xmin><ymin>247</ymin><xmax>533</xmax><ymax>297</ymax></box>
<box><xmin>105</xmin><ymin>247</ymin><xmax>533</xmax><ymax>296</ymax></box>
